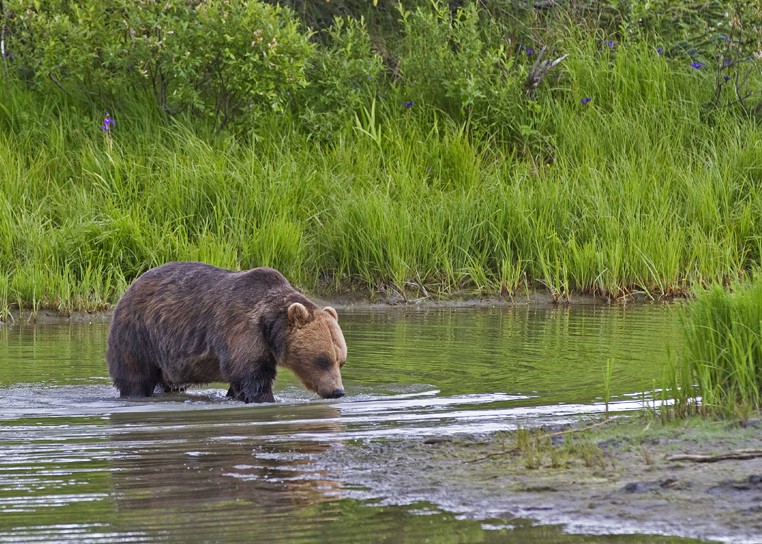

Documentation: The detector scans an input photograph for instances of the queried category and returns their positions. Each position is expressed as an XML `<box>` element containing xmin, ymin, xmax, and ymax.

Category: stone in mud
<box><xmin>107</xmin><ymin>261</ymin><xmax>347</xmax><ymax>403</ymax></box>
<box><xmin>622</xmin><ymin>481</ymin><xmax>655</xmax><ymax>494</ymax></box>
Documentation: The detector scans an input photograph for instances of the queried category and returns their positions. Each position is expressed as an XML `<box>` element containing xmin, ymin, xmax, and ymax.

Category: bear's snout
<box><xmin>322</xmin><ymin>388</ymin><xmax>345</xmax><ymax>399</ymax></box>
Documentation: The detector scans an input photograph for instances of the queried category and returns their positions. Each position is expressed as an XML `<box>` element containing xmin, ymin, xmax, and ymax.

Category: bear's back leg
<box><xmin>109</xmin><ymin>351</ymin><xmax>162</xmax><ymax>397</ymax></box>
<box><xmin>107</xmin><ymin>327</ymin><xmax>162</xmax><ymax>398</ymax></box>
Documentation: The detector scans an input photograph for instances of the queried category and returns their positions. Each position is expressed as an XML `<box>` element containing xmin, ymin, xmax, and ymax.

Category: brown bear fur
<box><xmin>107</xmin><ymin>261</ymin><xmax>347</xmax><ymax>403</ymax></box>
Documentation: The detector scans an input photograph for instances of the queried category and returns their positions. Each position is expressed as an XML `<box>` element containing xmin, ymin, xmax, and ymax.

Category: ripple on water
<box><xmin>0</xmin><ymin>307</ymin><xmax>688</xmax><ymax>543</ymax></box>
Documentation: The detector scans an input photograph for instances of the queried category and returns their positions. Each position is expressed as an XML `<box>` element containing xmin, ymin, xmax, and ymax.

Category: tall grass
<box><xmin>0</xmin><ymin>27</ymin><xmax>761</xmax><ymax>312</ymax></box>
<box><xmin>668</xmin><ymin>277</ymin><xmax>762</xmax><ymax>419</ymax></box>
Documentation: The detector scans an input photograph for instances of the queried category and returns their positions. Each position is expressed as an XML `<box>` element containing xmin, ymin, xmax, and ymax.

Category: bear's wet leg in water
<box><xmin>226</xmin><ymin>363</ymin><xmax>277</xmax><ymax>403</ymax></box>
<box><xmin>109</xmin><ymin>349</ymin><xmax>161</xmax><ymax>398</ymax></box>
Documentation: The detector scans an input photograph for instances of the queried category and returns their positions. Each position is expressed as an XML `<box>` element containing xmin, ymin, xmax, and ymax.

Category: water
<box><xmin>0</xmin><ymin>304</ymin><xmax>700</xmax><ymax>543</ymax></box>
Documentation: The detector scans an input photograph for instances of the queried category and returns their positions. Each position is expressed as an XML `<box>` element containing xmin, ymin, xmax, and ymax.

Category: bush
<box><xmin>618</xmin><ymin>1</ymin><xmax>762</xmax><ymax>115</ymax></box>
<box><xmin>396</xmin><ymin>2</ymin><xmax>517</xmax><ymax>121</ymax></box>
<box><xmin>2</xmin><ymin>0</ymin><xmax>314</xmax><ymax>130</ymax></box>
<box><xmin>393</xmin><ymin>1</ymin><xmax>569</xmax><ymax>154</ymax></box>
<box><xmin>298</xmin><ymin>16</ymin><xmax>383</xmax><ymax>140</ymax></box>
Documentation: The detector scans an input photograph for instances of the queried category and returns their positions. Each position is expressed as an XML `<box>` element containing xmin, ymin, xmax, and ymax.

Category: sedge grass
<box><xmin>668</xmin><ymin>277</ymin><xmax>762</xmax><ymax>420</ymax></box>
<box><xmin>0</xmin><ymin>33</ymin><xmax>761</xmax><ymax>311</ymax></box>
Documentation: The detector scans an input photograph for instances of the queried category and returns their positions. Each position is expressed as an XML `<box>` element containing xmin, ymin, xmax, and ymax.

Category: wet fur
<box><xmin>107</xmin><ymin>262</ymin><xmax>346</xmax><ymax>403</ymax></box>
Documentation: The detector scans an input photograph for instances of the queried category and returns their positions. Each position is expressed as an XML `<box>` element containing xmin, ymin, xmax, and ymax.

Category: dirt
<box><xmin>317</xmin><ymin>417</ymin><xmax>762</xmax><ymax>544</ymax></box>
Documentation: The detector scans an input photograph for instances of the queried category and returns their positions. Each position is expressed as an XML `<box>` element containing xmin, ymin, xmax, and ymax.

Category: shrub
<box><xmin>396</xmin><ymin>2</ymin><xmax>517</xmax><ymax>120</ymax></box>
<box><xmin>2</xmin><ymin>0</ymin><xmax>314</xmax><ymax>130</ymax></box>
<box><xmin>298</xmin><ymin>16</ymin><xmax>383</xmax><ymax>140</ymax></box>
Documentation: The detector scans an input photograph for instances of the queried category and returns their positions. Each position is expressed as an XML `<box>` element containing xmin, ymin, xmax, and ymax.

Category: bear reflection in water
<box><xmin>108</xmin><ymin>405</ymin><xmax>344</xmax><ymax>539</ymax></box>
<box><xmin>107</xmin><ymin>262</ymin><xmax>347</xmax><ymax>403</ymax></box>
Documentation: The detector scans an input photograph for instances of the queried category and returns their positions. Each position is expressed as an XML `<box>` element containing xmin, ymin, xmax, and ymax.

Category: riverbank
<box><xmin>0</xmin><ymin>287</ymin><xmax>672</xmax><ymax>326</ymax></box>
<box><xmin>317</xmin><ymin>416</ymin><xmax>762</xmax><ymax>543</ymax></box>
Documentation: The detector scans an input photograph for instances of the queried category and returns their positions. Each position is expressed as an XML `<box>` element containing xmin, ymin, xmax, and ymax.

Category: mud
<box><xmin>317</xmin><ymin>417</ymin><xmax>762</xmax><ymax>544</ymax></box>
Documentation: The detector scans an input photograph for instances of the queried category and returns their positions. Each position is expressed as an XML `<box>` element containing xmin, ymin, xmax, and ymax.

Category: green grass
<box><xmin>0</xmin><ymin>32</ymin><xmax>761</xmax><ymax>313</ymax></box>
<box><xmin>666</xmin><ymin>276</ymin><xmax>762</xmax><ymax>420</ymax></box>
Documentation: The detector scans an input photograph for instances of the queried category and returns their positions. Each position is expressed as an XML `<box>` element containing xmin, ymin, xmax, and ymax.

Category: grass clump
<box><xmin>512</xmin><ymin>425</ymin><xmax>610</xmax><ymax>470</ymax></box>
<box><xmin>667</xmin><ymin>275</ymin><xmax>762</xmax><ymax>420</ymax></box>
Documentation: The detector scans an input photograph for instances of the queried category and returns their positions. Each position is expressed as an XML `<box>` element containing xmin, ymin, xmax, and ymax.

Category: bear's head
<box><xmin>282</xmin><ymin>303</ymin><xmax>347</xmax><ymax>399</ymax></box>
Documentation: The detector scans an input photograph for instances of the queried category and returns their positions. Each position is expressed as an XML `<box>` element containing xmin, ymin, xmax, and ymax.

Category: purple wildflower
<box><xmin>101</xmin><ymin>113</ymin><xmax>115</xmax><ymax>132</ymax></box>
<box><xmin>580</xmin><ymin>97</ymin><xmax>591</xmax><ymax>105</ymax></box>
<box><xmin>404</xmin><ymin>100</ymin><xmax>414</xmax><ymax>109</ymax></box>
<box><xmin>657</xmin><ymin>47</ymin><xmax>664</xmax><ymax>55</ymax></box>
<box><xmin>690</xmin><ymin>61</ymin><xmax>705</xmax><ymax>70</ymax></box>
<box><xmin>525</xmin><ymin>48</ymin><xmax>534</xmax><ymax>56</ymax></box>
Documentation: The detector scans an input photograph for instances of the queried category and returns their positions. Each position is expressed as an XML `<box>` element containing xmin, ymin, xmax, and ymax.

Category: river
<box><xmin>0</xmin><ymin>304</ymin><xmax>705</xmax><ymax>543</ymax></box>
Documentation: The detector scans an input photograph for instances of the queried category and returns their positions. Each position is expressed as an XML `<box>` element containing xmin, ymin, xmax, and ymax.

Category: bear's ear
<box><xmin>323</xmin><ymin>306</ymin><xmax>338</xmax><ymax>321</ymax></box>
<box><xmin>287</xmin><ymin>302</ymin><xmax>311</xmax><ymax>327</ymax></box>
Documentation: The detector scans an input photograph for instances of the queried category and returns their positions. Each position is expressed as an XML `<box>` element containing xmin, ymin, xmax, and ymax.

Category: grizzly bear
<box><xmin>107</xmin><ymin>262</ymin><xmax>347</xmax><ymax>403</ymax></box>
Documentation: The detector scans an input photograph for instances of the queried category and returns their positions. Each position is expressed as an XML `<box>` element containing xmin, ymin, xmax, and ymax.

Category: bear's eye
<box><xmin>315</xmin><ymin>355</ymin><xmax>333</xmax><ymax>370</ymax></box>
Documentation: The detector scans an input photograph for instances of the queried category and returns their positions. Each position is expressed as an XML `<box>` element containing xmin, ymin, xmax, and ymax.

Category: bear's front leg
<box><xmin>247</xmin><ymin>387</ymin><xmax>275</xmax><ymax>403</ymax></box>
<box><xmin>226</xmin><ymin>383</ymin><xmax>273</xmax><ymax>402</ymax></box>
<box><xmin>229</xmin><ymin>363</ymin><xmax>277</xmax><ymax>403</ymax></box>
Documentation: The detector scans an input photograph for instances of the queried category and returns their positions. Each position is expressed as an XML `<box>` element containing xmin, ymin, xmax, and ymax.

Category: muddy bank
<box><xmin>1</xmin><ymin>288</ymin><xmax>672</xmax><ymax>326</ymax></box>
<box><xmin>317</xmin><ymin>417</ymin><xmax>762</xmax><ymax>544</ymax></box>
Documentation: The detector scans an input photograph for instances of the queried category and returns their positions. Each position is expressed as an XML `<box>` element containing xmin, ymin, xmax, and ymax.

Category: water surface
<box><xmin>0</xmin><ymin>305</ymin><xmax>700</xmax><ymax>543</ymax></box>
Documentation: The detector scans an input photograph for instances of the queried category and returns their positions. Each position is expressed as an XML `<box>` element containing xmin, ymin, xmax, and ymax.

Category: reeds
<box><xmin>0</xmin><ymin>26</ymin><xmax>760</xmax><ymax>312</ymax></box>
<box><xmin>668</xmin><ymin>277</ymin><xmax>762</xmax><ymax>419</ymax></box>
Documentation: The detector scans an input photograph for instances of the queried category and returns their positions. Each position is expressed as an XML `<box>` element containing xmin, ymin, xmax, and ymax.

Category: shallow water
<box><xmin>0</xmin><ymin>305</ymin><xmax>703</xmax><ymax>543</ymax></box>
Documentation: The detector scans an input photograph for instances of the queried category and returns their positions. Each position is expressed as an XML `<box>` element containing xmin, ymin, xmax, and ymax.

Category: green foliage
<box><xmin>161</xmin><ymin>1</ymin><xmax>313</xmax><ymax>128</ymax></box>
<box><xmin>619</xmin><ymin>0</ymin><xmax>727</xmax><ymax>40</ymax></box>
<box><xmin>1</xmin><ymin>1</ymin><xmax>762</xmax><ymax>312</ymax></box>
<box><xmin>3</xmin><ymin>0</ymin><xmax>313</xmax><ymax>129</ymax></box>
<box><xmin>669</xmin><ymin>277</ymin><xmax>762</xmax><ymax>420</ymax></box>
<box><xmin>617</xmin><ymin>1</ymin><xmax>762</xmax><ymax>115</ymax></box>
<box><xmin>298</xmin><ymin>16</ymin><xmax>383</xmax><ymax>139</ymax></box>
<box><xmin>2</xmin><ymin>0</ymin><xmax>125</xmax><ymax>94</ymax></box>
<box><xmin>395</xmin><ymin>2</ymin><xmax>522</xmax><ymax>133</ymax></box>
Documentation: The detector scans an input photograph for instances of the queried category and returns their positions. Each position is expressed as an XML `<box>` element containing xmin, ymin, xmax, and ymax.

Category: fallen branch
<box><xmin>524</xmin><ymin>47</ymin><xmax>569</xmax><ymax>96</ymax></box>
<box><xmin>665</xmin><ymin>449</ymin><xmax>762</xmax><ymax>463</ymax></box>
